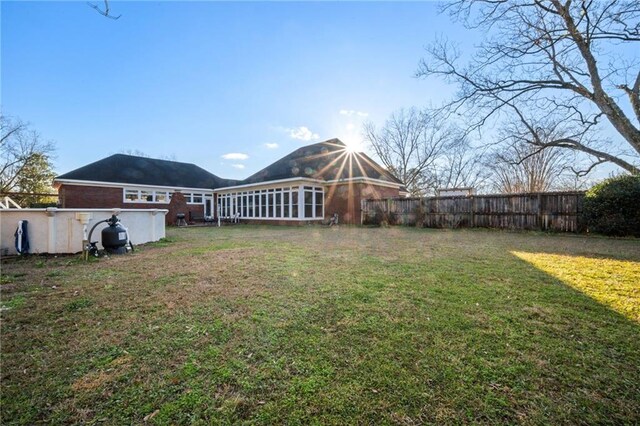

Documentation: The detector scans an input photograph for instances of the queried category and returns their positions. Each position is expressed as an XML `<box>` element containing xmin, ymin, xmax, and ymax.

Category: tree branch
<box><xmin>418</xmin><ymin>0</ymin><xmax>640</xmax><ymax>174</ymax></box>
<box><xmin>87</xmin><ymin>0</ymin><xmax>121</xmax><ymax>20</ymax></box>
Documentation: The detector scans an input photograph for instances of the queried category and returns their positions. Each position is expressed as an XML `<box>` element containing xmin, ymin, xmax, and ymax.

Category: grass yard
<box><xmin>1</xmin><ymin>226</ymin><xmax>639</xmax><ymax>425</ymax></box>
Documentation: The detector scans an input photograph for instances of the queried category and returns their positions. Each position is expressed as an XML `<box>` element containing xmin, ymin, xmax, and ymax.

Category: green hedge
<box><xmin>362</xmin><ymin>207</ymin><xmax>397</xmax><ymax>226</ymax></box>
<box><xmin>28</xmin><ymin>202</ymin><xmax>58</xmax><ymax>208</ymax></box>
<box><xmin>581</xmin><ymin>174</ymin><xmax>640</xmax><ymax>237</ymax></box>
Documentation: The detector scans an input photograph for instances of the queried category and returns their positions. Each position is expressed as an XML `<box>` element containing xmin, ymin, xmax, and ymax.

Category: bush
<box><xmin>363</xmin><ymin>206</ymin><xmax>397</xmax><ymax>226</ymax></box>
<box><xmin>581</xmin><ymin>174</ymin><xmax>640</xmax><ymax>237</ymax></box>
<box><xmin>411</xmin><ymin>204</ymin><xmax>426</xmax><ymax>227</ymax></box>
<box><xmin>28</xmin><ymin>202</ymin><xmax>58</xmax><ymax>208</ymax></box>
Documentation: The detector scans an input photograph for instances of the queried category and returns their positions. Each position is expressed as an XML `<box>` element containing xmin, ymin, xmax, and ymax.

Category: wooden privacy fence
<box><xmin>361</xmin><ymin>191</ymin><xmax>585</xmax><ymax>232</ymax></box>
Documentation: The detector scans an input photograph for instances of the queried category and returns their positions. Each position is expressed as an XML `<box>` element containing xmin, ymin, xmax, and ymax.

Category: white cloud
<box><xmin>340</xmin><ymin>109</ymin><xmax>369</xmax><ymax>118</ymax></box>
<box><xmin>265</xmin><ymin>142</ymin><xmax>279</xmax><ymax>149</ymax></box>
<box><xmin>288</xmin><ymin>126</ymin><xmax>320</xmax><ymax>141</ymax></box>
<box><xmin>231</xmin><ymin>163</ymin><xmax>245</xmax><ymax>169</ymax></box>
<box><xmin>221</xmin><ymin>152</ymin><xmax>248</xmax><ymax>160</ymax></box>
<box><xmin>346</xmin><ymin>123</ymin><xmax>356</xmax><ymax>131</ymax></box>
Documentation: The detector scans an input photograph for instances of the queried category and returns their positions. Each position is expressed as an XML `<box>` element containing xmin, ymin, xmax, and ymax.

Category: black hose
<box><xmin>87</xmin><ymin>219</ymin><xmax>108</xmax><ymax>243</ymax></box>
<box><xmin>87</xmin><ymin>215</ymin><xmax>134</xmax><ymax>254</ymax></box>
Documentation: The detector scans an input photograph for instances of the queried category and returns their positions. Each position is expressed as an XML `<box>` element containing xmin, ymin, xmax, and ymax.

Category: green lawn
<box><xmin>1</xmin><ymin>226</ymin><xmax>639</xmax><ymax>424</ymax></box>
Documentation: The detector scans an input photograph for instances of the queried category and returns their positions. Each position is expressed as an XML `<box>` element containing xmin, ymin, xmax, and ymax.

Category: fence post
<box><xmin>470</xmin><ymin>195</ymin><xmax>475</xmax><ymax>228</ymax></box>
<box><xmin>537</xmin><ymin>193</ymin><xmax>543</xmax><ymax>230</ymax></box>
<box><xmin>575</xmin><ymin>193</ymin><xmax>582</xmax><ymax>232</ymax></box>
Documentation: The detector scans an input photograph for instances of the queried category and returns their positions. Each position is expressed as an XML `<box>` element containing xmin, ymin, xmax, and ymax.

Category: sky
<box><xmin>4</xmin><ymin>1</ymin><xmax>635</xmax><ymax>183</ymax></box>
<box><xmin>2</xmin><ymin>1</ymin><xmax>471</xmax><ymax>179</ymax></box>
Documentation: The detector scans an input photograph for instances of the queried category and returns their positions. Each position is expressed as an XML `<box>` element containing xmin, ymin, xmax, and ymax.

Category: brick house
<box><xmin>54</xmin><ymin>139</ymin><xmax>406</xmax><ymax>225</ymax></box>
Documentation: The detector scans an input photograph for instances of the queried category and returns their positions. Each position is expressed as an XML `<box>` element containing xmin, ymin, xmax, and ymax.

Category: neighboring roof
<box><xmin>242</xmin><ymin>138</ymin><xmax>403</xmax><ymax>185</ymax></box>
<box><xmin>55</xmin><ymin>154</ymin><xmax>239</xmax><ymax>189</ymax></box>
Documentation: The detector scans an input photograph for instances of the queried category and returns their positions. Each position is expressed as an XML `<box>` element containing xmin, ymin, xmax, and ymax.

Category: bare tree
<box><xmin>417</xmin><ymin>0</ymin><xmax>640</xmax><ymax>174</ymax></box>
<box><xmin>431</xmin><ymin>137</ymin><xmax>491</xmax><ymax>193</ymax></box>
<box><xmin>363</xmin><ymin>108</ymin><xmax>452</xmax><ymax>195</ymax></box>
<box><xmin>118</xmin><ymin>149</ymin><xmax>177</xmax><ymax>161</ymax></box>
<box><xmin>1</xmin><ymin>115</ymin><xmax>56</xmax><ymax>196</ymax></box>
<box><xmin>490</xmin><ymin>143</ymin><xmax>574</xmax><ymax>193</ymax></box>
<box><xmin>488</xmin><ymin>121</ymin><xmax>589</xmax><ymax>193</ymax></box>
<box><xmin>119</xmin><ymin>149</ymin><xmax>152</xmax><ymax>158</ymax></box>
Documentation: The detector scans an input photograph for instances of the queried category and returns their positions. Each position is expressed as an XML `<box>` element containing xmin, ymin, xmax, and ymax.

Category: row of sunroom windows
<box><xmin>217</xmin><ymin>186</ymin><xmax>324</xmax><ymax>219</ymax></box>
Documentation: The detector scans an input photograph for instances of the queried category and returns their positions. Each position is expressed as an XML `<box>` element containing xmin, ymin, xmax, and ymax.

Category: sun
<box><xmin>343</xmin><ymin>138</ymin><xmax>363</xmax><ymax>153</ymax></box>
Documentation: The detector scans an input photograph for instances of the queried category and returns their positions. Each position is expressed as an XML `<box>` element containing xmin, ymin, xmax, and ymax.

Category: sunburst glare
<box><xmin>343</xmin><ymin>138</ymin><xmax>363</xmax><ymax>153</ymax></box>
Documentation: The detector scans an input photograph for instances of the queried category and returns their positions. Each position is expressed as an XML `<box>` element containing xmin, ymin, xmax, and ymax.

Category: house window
<box><xmin>291</xmin><ymin>187</ymin><xmax>299</xmax><ymax>218</ymax></box>
<box><xmin>248</xmin><ymin>193</ymin><xmax>254</xmax><ymax>218</ymax></box>
<box><xmin>267</xmin><ymin>192</ymin><xmax>274</xmax><ymax>218</ymax></box>
<box><xmin>254</xmin><ymin>193</ymin><xmax>259</xmax><ymax>218</ymax></box>
<box><xmin>124</xmin><ymin>189</ymin><xmax>138</xmax><ymax>202</ymax></box>
<box><xmin>302</xmin><ymin>186</ymin><xmax>324</xmax><ymax>218</ymax></box>
<box><xmin>261</xmin><ymin>192</ymin><xmax>267</xmax><ymax>217</ymax></box>
<box><xmin>283</xmin><ymin>191</ymin><xmax>290</xmax><ymax>218</ymax></box>
<box><xmin>124</xmin><ymin>188</ymin><xmax>179</xmax><ymax>203</ymax></box>
<box><xmin>304</xmin><ymin>190</ymin><xmax>313</xmax><ymax>218</ymax></box>
<box><xmin>155</xmin><ymin>192</ymin><xmax>168</xmax><ymax>203</ymax></box>
<box><xmin>242</xmin><ymin>194</ymin><xmax>248</xmax><ymax>217</ymax></box>
<box><xmin>315</xmin><ymin>188</ymin><xmax>323</xmax><ymax>218</ymax></box>
<box><xmin>205</xmin><ymin>195</ymin><xmax>213</xmax><ymax>217</ymax></box>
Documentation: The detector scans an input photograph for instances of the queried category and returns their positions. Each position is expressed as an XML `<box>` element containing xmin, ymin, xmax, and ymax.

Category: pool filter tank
<box><xmin>86</xmin><ymin>214</ymin><xmax>133</xmax><ymax>257</ymax></box>
<box><xmin>101</xmin><ymin>215</ymin><xmax>130</xmax><ymax>254</ymax></box>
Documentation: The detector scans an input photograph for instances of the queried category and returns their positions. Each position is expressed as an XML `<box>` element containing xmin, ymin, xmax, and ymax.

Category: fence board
<box><xmin>361</xmin><ymin>192</ymin><xmax>584</xmax><ymax>232</ymax></box>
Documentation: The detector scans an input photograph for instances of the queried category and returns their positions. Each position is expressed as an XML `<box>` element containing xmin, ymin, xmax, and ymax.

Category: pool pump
<box><xmin>85</xmin><ymin>215</ymin><xmax>134</xmax><ymax>258</ymax></box>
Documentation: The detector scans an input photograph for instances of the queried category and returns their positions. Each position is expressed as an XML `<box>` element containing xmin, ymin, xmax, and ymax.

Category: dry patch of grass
<box><xmin>72</xmin><ymin>355</ymin><xmax>133</xmax><ymax>392</ymax></box>
<box><xmin>1</xmin><ymin>226</ymin><xmax>639</xmax><ymax>425</ymax></box>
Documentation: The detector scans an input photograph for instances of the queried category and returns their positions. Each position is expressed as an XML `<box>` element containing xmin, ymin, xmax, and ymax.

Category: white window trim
<box><xmin>123</xmin><ymin>188</ymin><xmax>212</xmax><ymax>205</ymax></box>
<box><xmin>187</xmin><ymin>192</ymin><xmax>205</xmax><ymax>205</ymax></box>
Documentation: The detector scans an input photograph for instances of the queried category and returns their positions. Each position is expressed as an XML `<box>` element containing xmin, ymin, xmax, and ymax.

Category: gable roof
<box><xmin>242</xmin><ymin>138</ymin><xmax>403</xmax><ymax>185</ymax></box>
<box><xmin>55</xmin><ymin>154</ymin><xmax>238</xmax><ymax>189</ymax></box>
<box><xmin>54</xmin><ymin>139</ymin><xmax>402</xmax><ymax>191</ymax></box>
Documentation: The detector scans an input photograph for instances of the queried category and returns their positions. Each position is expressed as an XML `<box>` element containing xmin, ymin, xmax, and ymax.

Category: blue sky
<box><xmin>2</xmin><ymin>1</ymin><xmax>471</xmax><ymax>178</ymax></box>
